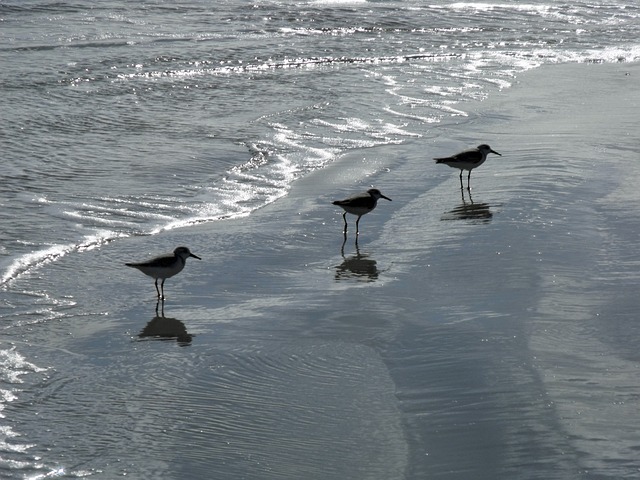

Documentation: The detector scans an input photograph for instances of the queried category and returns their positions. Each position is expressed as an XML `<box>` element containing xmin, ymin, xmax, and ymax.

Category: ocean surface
<box><xmin>1</xmin><ymin>1</ymin><xmax>640</xmax><ymax>478</ymax></box>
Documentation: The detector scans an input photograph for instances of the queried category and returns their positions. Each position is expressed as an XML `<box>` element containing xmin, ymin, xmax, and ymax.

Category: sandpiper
<box><xmin>126</xmin><ymin>246</ymin><xmax>201</xmax><ymax>299</ymax></box>
<box><xmin>434</xmin><ymin>144</ymin><xmax>501</xmax><ymax>189</ymax></box>
<box><xmin>332</xmin><ymin>188</ymin><xmax>392</xmax><ymax>236</ymax></box>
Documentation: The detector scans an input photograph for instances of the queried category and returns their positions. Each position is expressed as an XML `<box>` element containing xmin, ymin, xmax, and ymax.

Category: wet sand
<box><xmin>7</xmin><ymin>61</ymin><xmax>640</xmax><ymax>478</ymax></box>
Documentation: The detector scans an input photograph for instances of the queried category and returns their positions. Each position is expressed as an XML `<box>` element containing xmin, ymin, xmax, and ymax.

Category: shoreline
<box><xmin>5</xmin><ymin>60</ymin><xmax>640</xmax><ymax>479</ymax></box>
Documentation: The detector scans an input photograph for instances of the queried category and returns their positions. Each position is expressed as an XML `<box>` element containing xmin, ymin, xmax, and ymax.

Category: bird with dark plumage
<box><xmin>435</xmin><ymin>144</ymin><xmax>501</xmax><ymax>190</ymax></box>
<box><xmin>126</xmin><ymin>246</ymin><xmax>201</xmax><ymax>299</ymax></box>
<box><xmin>332</xmin><ymin>188</ymin><xmax>392</xmax><ymax>236</ymax></box>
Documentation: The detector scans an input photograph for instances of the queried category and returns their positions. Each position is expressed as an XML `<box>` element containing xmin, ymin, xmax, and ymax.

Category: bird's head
<box><xmin>367</xmin><ymin>188</ymin><xmax>392</xmax><ymax>201</ymax></box>
<box><xmin>174</xmin><ymin>246</ymin><xmax>202</xmax><ymax>260</ymax></box>
<box><xmin>477</xmin><ymin>144</ymin><xmax>501</xmax><ymax>156</ymax></box>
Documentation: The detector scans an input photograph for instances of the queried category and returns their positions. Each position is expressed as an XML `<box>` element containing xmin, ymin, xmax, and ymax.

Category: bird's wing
<box><xmin>435</xmin><ymin>149</ymin><xmax>482</xmax><ymax>163</ymax></box>
<box><xmin>334</xmin><ymin>192</ymin><xmax>372</xmax><ymax>208</ymax></box>
<box><xmin>128</xmin><ymin>254</ymin><xmax>176</xmax><ymax>268</ymax></box>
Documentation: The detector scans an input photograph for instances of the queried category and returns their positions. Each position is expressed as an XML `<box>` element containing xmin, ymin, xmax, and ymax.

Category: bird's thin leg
<box><xmin>342</xmin><ymin>212</ymin><xmax>348</xmax><ymax>234</ymax></box>
<box><xmin>154</xmin><ymin>279</ymin><xmax>161</xmax><ymax>298</ymax></box>
<box><xmin>160</xmin><ymin>279</ymin><xmax>166</xmax><ymax>300</ymax></box>
<box><xmin>355</xmin><ymin>216</ymin><xmax>361</xmax><ymax>236</ymax></box>
<box><xmin>467</xmin><ymin>170</ymin><xmax>472</xmax><ymax>191</ymax></box>
<box><xmin>458</xmin><ymin>170</ymin><xmax>464</xmax><ymax>190</ymax></box>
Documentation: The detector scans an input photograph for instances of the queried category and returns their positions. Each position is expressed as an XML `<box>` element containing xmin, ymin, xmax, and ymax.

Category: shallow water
<box><xmin>2</xmin><ymin>1</ymin><xmax>640</xmax><ymax>478</ymax></box>
<box><xmin>2</xmin><ymin>0</ymin><xmax>640</xmax><ymax>283</ymax></box>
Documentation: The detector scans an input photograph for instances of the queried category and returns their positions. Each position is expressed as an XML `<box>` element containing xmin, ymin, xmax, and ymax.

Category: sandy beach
<box><xmin>7</xmin><ymin>61</ymin><xmax>640</xmax><ymax>478</ymax></box>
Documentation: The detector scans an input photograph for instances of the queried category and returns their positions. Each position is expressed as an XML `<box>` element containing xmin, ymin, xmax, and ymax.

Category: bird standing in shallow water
<box><xmin>332</xmin><ymin>188</ymin><xmax>392</xmax><ymax>236</ymax></box>
<box><xmin>434</xmin><ymin>144</ymin><xmax>501</xmax><ymax>190</ymax></box>
<box><xmin>126</xmin><ymin>246</ymin><xmax>201</xmax><ymax>299</ymax></box>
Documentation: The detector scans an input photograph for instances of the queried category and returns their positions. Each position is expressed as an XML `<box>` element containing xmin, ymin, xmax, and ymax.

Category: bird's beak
<box><xmin>491</xmin><ymin>149</ymin><xmax>502</xmax><ymax>156</ymax></box>
<box><xmin>381</xmin><ymin>195</ymin><xmax>392</xmax><ymax>201</ymax></box>
<box><xmin>190</xmin><ymin>253</ymin><xmax>202</xmax><ymax>260</ymax></box>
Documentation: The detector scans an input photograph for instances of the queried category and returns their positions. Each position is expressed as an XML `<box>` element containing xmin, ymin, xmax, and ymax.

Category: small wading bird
<box><xmin>126</xmin><ymin>246</ymin><xmax>201</xmax><ymax>299</ymax></box>
<box><xmin>434</xmin><ymin>144</ymin><xmax>501</xmax><ymax>190</ymax></box>
<box><xmin>332</xmin><ymin>188</ymin><xmax>392</xmax><ymax>236</ymax></box>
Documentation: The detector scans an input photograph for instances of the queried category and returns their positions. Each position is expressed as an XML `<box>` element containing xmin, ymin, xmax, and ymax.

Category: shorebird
<box><xmin>332</xmin><ymin>188</ymin><xmax>392</xmax><ymax>236</ymax></box>
<box><xmin>126</xmin><ymin>246</ymin><xmax>201</xmax><ymax>299</ymax></box>
<box><xmin>434</xmin><ymin>144</ymin><xmax>501</xmax><ymax>189</ymax></box>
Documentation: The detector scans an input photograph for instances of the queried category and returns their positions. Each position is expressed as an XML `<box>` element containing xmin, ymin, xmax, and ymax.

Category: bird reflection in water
<box><xmin>441</xmin><ymin>189</ymin><xmax>493</xmax><ymax>222</ymax></box>
<box><xmin>335</xmin><ymin>236</ymin><xmax>379</xmax><ymax>282</ymax></box>
<box><xmin>138</xmin><ymin>300</ymin><xmax>193</xmax><ymax>346</ymax></box>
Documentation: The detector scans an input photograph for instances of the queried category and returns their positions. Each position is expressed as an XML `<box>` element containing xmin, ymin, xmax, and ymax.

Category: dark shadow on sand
<box><xmin>137</xmin><ymin>300</ymin><xmax>193</xmax><ymax>346</ymax></box>
<box><xmin>335</xmin><ymin>237</ymin><xmax>379</xmax><ymax>282</ymax></box>
<box><xmin>441</xmin><ymin>189</ymin><xmax>493</xmax><ymax>222</ymax></box>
